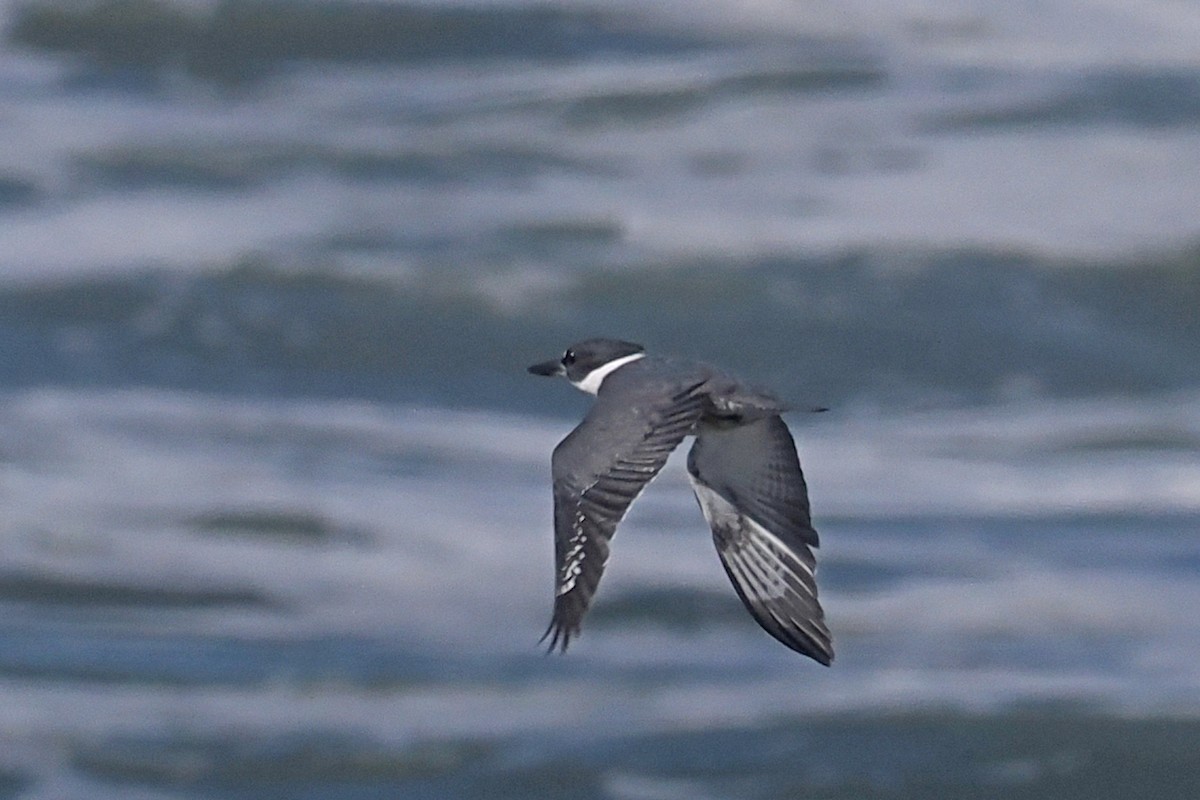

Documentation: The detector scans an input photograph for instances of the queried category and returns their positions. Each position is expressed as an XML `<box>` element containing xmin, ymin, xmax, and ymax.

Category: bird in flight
<box><xmin>528</xmin><ymin>338</ymin><xmax>832</xmax><ymax>665</ymax></box>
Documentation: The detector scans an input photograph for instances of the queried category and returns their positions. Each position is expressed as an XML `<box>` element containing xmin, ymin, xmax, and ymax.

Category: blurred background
<box><xmin>1</xmin><ymin>0</ymin><xmax>1199</xmax><ymax>797</ymax></box>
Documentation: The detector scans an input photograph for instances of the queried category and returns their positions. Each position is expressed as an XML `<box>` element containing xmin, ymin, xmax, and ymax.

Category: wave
<box><xmin>6</xmin><ymin>1</ymin><xmax>1200</xmax><ymax>280</ymax></box>
<box><xmin>7</xmin><ymin>704</ymin><xmax>1200</xmax><ymax>799</ymax></box>
<box><xmin>0</xmin><ymin>571</ymin><xmax>273</xmax><ymax>610</ymax></box>
<box><xmin>1</xmin><ymin>252</ymin><xmax>1198</xmax><ymax>406</ymax></box>
<box><xmin>1</xmin><ymin>386</ymin><xmax>1199</xmax><ymax>799</ymax></box>
<box><xmin>928</xmin><ymin>69</ymin><xmax>1200</xmax><ymax>132</ymax></box>
<box><xmin>3</xmin><ymin>388</ymin><xmax>1198</xmax><ymax>641</ymax></box>
<box><xmin>7</xmin><ymin>0</ymin><xmax>712</xmax><ymax>84</ymax></box>
<box><xmin>11</xmin><ymin>0</ymin><xmax>1200</xmax><ymax>78</ymax></box>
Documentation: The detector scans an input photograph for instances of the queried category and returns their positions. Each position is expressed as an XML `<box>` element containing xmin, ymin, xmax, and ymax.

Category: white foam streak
<box><xmin>0</xmin><ymin>178</ymin><xmax>353</xmax><ymax>280</ymax></box>
<box><xmin>834</xmin><ymin>570</ymin><xmax>1200</xmax><ymax>637</ymax></box>
<box><xmin>1</xmin><ymin>390</ymin><xmax>562</xmax><ymax>645</ymax></box>
<box><xmin>798</xmin><ymin>392</ymin><xmax>1200</xmax><ymax>517</ymax></box>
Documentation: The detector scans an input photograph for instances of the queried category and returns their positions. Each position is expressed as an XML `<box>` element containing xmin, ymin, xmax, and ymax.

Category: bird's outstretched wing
<box><xmin>687</xmin><ymin>415</ymin><xmax>832</xmax><ymax>665</ymax></box>
<box><xmin>544</xmin><ymin>379</ymin><xmax>708</xmax><ymax>651</ymax></box>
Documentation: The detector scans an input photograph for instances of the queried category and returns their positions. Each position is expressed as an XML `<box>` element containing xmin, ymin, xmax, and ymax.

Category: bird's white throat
<box><xmin>570</xmin><ymin>352</ymin><xmax>645</xmax><ymax>395</ymax></box>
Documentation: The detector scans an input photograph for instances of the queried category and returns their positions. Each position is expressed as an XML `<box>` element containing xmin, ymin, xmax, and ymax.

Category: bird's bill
<box><xmin>527</xmin><ymin>359</ymin><xmax>564</xmax><ymax>377</ymax></box>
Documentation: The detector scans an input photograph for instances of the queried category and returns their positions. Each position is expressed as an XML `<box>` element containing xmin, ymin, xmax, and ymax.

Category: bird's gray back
<box><xmin>552</xmin><ymin>355</ymin><xmax>716</xmax><ymax>485</ymax></box>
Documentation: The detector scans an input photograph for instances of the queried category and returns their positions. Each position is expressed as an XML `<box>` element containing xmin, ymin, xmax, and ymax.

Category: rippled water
<box><xmin>1</xmin><ymin>0</ymin><xmax>1199</xmax><ymax>797</ymax></box>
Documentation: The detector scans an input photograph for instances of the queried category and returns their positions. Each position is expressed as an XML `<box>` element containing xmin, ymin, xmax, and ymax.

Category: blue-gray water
<box><xmin>2</xmin><ymin>1</ymin><xmax>1199</xmax><ymax>798</ymax></box>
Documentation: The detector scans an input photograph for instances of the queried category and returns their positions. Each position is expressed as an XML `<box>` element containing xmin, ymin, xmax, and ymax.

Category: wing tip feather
<box><xmin>540</xmin><ymin>617</ymin><xmax>577</xmax><ymax>654</ymax></box>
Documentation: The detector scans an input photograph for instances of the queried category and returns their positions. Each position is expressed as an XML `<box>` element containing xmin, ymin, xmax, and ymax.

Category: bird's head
<box><xmin>528</xmin><ymin>338</ymin><xmax>646</xmax><ymax>395</ymax></box>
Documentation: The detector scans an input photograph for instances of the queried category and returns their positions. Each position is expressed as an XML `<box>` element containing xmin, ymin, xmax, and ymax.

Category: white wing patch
<box><xmin>690</xmin><ymin>475</ymin><xmax>816</xmax><ymax>602</ymax></box>
<box><xmin>557</xmin><ymin>514</ymin><xmax>588</xmax><ymax>596</ymax></box>
<box><xmin>684</xmin><ymin>417</ymin><xmax>832</xmax><ymax>663</ymax></box>
<box><xmin>557</xmin><ymin>472</ymin><xmax>656</xmax><ymax>596</ymax></box>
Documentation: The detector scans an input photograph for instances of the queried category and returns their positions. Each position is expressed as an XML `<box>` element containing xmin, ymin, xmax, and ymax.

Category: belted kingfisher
<box><xmin>528</xmin><ymin>338</ymin><xmax>832</xmax><ymax>665</ymax></box>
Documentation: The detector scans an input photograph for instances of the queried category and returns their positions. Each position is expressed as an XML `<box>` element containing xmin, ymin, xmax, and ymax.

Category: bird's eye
<box><xmin>562</xmin><ymin>349</ymin><xmax>576</xmax><ymax>366</ymax></box>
